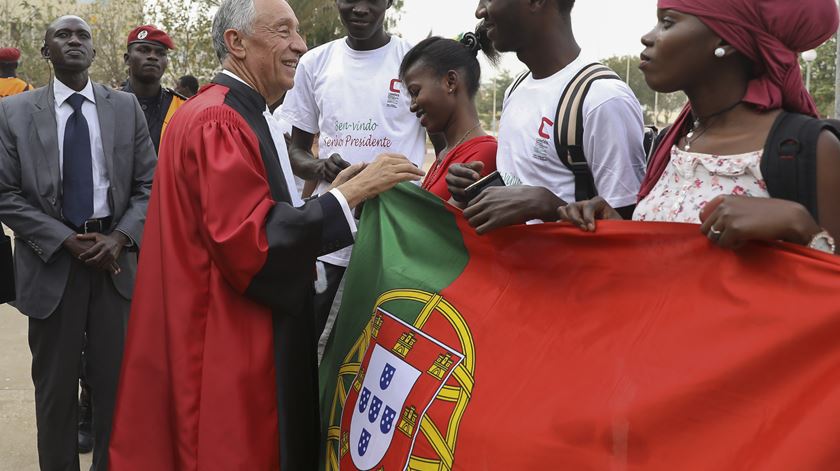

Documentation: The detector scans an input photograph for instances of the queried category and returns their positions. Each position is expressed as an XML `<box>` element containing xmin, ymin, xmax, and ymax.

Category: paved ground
<box><xmin>1</xmin><ymin>226</ymin><xmax>92</xmax><ymax>470</ymax></box>
<box><xmin>0</xmin><ymin>303</ymin><xmax>93</xmax><ymax>471</ymax></box>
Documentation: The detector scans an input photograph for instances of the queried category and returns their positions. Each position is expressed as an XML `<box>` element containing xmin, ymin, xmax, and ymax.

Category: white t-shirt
<box><xmin>498</xmin><ymin>54</ymin><xmax>646</xmax><ymax>209</ymax></box>
<box><xmin>281</xmin><ymin>36</ymin><xmax>425</xmax><ymax>267</ymax></box>
<box><xmin>271</xmin><ymin>106</ymin><xmax>306</xmax><ymax>198</ymax></box>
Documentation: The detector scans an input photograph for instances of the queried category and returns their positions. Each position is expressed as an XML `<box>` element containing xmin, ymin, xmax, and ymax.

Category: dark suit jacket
<box><xmin>0</xmin><ymin>81</ymin><xmax>156</xmax><ymax>318</ymax></box>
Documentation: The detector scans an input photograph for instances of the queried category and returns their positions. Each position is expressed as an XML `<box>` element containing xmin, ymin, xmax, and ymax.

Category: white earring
<box><xmin>714</xmin><ymin>47</ymin><xmax>726</xmax><ymax>58</ymax></box>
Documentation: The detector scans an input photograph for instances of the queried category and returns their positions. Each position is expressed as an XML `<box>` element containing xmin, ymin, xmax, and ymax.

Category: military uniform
<box><xmin>0</xmin><ymin>48</ymin><xmax>31</xmax><ymax>99</ymax></box>
<box><xmin>0</xmin><ymin>77</ymin><xmax>31</xmax><ymax>98</ymax></box>
<box><xmin>121</xmin><ymin>82</ymin><xmax>185</xmax><ymax>153</ymax></box>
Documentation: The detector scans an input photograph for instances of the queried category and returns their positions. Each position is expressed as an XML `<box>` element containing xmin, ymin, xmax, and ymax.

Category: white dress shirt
<box><xmin>221</xmin><ymin>70</ymin><xmax>356</xmax><ymax>236</ymax></box>
<box><xmin>53</xmin><ymin>78</ymin><xmax>110</xmax><ymax>218</ymax></box>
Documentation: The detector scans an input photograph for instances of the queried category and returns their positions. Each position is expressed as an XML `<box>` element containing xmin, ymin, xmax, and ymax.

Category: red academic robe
<box><xmin>109</xmin><ymin>74</ymin><xmax>353</xmax><ymax>470</ymax></box>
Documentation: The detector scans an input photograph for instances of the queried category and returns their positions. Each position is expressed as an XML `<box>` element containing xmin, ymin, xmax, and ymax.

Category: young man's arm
<box><xmin>582</xmin><ymin>83</ymin><xmax>647</xmax><ymax>220</ymax></box>
<box><xmin>288</xmin><ymin>127</ymin><xmax>349</xmax><ymax>183</ymax></box>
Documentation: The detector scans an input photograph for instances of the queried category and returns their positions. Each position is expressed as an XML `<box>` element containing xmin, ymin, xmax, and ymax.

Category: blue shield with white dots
<box><xmin>380</xmin><ymin>363</ymin><xmax>396</xmax><ymax>390</ymax></box>
<box><xmin>380</xmin><ymin>406</ymin><xmax>396</xmax><ymax>435</ymax></box>
<box><xmin>340</xmin><ymin>309</ymin><xmax>465</xmax><ymax>471</ymax></box>
<box><xmin>348</xmin><ymin>344</ymin><xmax>421</xmax><ymax>469</ymax></box>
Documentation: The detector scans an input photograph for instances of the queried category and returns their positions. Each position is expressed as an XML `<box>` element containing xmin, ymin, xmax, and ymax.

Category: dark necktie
<box><xmin>62</xmin><ymin>93</ymin><xmax>94</xmax><ymax>227</ymax></box>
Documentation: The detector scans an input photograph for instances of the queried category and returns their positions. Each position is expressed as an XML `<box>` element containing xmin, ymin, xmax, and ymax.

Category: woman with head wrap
<box><xmin>558</xmin><ymin>0</ymin><xmax>840</xmax><ymax>254</ymax></box>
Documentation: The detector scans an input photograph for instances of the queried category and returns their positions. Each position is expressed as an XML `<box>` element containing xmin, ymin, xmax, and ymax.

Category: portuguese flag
<box><xmin>319</xmin><ymin>183</ymin><xmax>840</xmax><ymax>470</ymax></box>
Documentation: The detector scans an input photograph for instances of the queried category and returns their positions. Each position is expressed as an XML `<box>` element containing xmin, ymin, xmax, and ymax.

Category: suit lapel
<box><xmin>32</xmin><ymin>86</ymin><xmax>60</xmax><ymax>195</ymax></box>
<box><xmin>94</xmin><ymin>83</ymin><xmax>116</xmax><ymax>186</ymax></box>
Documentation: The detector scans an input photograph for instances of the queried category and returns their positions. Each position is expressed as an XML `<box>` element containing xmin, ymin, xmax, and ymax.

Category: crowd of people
<box><xmin>0</xmin><ymin>0</ymin><xmax>837</xmax><ymax>469</ymax></box>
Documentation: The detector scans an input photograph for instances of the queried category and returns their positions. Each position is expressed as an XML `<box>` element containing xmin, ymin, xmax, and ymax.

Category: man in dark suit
<box><xmin>0</xmin><ymin>15</ymin><xmax>155</xmax><ymax>471</ymax></box>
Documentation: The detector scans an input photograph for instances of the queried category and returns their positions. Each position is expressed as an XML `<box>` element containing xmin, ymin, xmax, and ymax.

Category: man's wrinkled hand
<box><xmin>328</xmin><ymin>162</ymin><xmax>368</xmax><ymax>191</ymax></box>
<box><xmin>337</xmin><ymin>153</ymin><xmax>425</xmax><ymax>208</ymax></box>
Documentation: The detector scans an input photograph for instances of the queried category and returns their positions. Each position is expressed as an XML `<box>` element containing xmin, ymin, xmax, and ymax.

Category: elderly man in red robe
<box><xmin>107</xmin><ymin>0</ymin><xmax>424</xmax><ymax>469</ymax></box>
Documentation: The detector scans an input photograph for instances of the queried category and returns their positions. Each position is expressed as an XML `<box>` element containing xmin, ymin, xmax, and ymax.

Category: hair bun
<box><xmin>459</xmin><ymin>32</ymin><xmax>481</xmax><ymax>56</ymax></box>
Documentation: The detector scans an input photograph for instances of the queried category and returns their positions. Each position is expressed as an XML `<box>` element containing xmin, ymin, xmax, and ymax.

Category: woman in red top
<box><xmin>400</xmin><ymin>30</ymin><xmax>498</xmax><ymax>200</ymax></box>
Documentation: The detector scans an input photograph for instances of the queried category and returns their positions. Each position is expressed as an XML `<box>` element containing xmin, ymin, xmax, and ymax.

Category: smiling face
<box><xmin>475</xmin><ymin>0</ymin><xmax>529</xmax><ymax>53</ymax></box>
<box><xmin>403</xmin><ymin>61</ymin><xmax>456</xmax><ymax>134</ymax></box>
<box><xmin>336</xmin><ymin>0</ymin><xmax>390</xmax><ymax>42</ymax></box>
<box><xmin>241</xmin><ymin>0</ymin><xmax>307</xmax><ymax>99</ymax></box>
<box><xmin>639</xmin><ymin>9</ymin><xmax>723</xmax><ymax>93</ymax></box>
<box><xmin>125</xmin><ymin>42</ymin><xmax>169</xmax><ymax>84</ymax></box>
<box><xmin>43</xmin><ymin>16</ymin><xmax>95</xmax><ymax>74</ymax></box>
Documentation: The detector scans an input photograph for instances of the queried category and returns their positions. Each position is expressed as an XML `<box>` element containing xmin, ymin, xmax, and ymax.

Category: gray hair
<box><xmin>212</xmin><ymin>0</ymin><xmax>257</xmax><ymax>63</ymax></box>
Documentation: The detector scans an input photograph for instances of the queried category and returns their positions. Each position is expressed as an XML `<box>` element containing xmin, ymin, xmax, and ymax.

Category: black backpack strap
<box><xmin>505</xmin><ymin>70</ymin><xmax>531</xmax><ymax>100</ymax></box>
<box><xmin>760</xmin><ymin>111</ymin><xmax>833</xmax><ymax>223</ymax></box>
<box><xmin>645</xmin><ymin>124</ymin><xmax>672</xmax><ymax>163</ymax></box>
<box><xmin>553</xmin><ymin>63</ymin><xmax>621</xmax><ymax>202</ymax></box>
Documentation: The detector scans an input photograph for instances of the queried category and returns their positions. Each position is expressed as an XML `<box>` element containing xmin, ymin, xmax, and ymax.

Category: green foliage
<box><xmin>0</xmin><ymin>0</ymin><xmax>405</xmax><ymax>89</ymax></box>
<box><xmin>601</xmin><ymin>54</ymin><xmax>687</xmax><ymax>126</ymax></box>
<box><xmin>476</xmin><ymin>69</ymin><xmax>514</xmax><ymax>133</ymax></box>
<box><xmin>289</xmin><ymin>0</ymin><xmax>405</xmax><ymax>49</ymax></box>
<box><xmin>0</xmin><ymin>0</ymin><xmax>144</xmax><ymax>87</ymax></box>
<box><xmin>147</xmin><ymin>0</ymin><xmax>220</xmax><ymax>86</ymax></box>
<box><xmin>799</xmin><ymin>36</ymin><xmax>836</xmax><ymax>118</ymax></box>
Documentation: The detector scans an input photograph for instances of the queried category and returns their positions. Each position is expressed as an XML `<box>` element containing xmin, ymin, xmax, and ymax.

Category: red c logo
<box><xmin>389</xmin><ymin>79</ymin><xmax>401</xmax><ymax>94</ymax></box>
<box><xmin>538</xmin><ymin>117</ymin><xmax>554</xmax><ymax>139</ymax></box>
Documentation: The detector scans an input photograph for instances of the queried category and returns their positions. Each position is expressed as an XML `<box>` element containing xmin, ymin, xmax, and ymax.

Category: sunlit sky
<box><xmin>395</xmin><ymin>0</ymin><xmax>660</xmax><ymax>78</ymax></box>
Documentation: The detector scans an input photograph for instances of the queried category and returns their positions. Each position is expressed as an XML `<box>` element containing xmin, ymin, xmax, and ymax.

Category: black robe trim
<box><xmin>211</xmin><ymin>73</ymin><xmax>354</xmax><ymax>470</ymax></box>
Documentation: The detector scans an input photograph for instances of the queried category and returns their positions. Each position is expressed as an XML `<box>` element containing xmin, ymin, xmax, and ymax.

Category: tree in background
<box><xmin>476</xmin><ymin>69</ymin><xmax>514</xmax><ymax>133</ymax></box>
<box><xmin>601</xmin><ymin>55</ymin><xmax>687</xmax><ymax>127</ymax></box>
<box><xmin>289</xmin><ymin>0</ymin><xmax>404</xmax><ymax>48</ymax></box>
<box><xmin>148</xmin><ymin>0</ymin><xmax>219</xmax><ymax>86</ymax></box>
<box><xmin>0</xmin><ymin>0</ymin><xmax>143</xmax><ymax>87</ymax></box>
<box><xmin>0</xmin><ymin>0</ymin><xmax>405</xmax><ymax>89</ymax></box>
<box><xmin>800</xmin><ymin>36</ymin><xmax>836</xmax><ymax>118</ymax></box>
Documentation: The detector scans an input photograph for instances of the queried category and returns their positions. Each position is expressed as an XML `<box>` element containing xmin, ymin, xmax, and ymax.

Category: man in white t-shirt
<box><xmin>281</xmin><ymin>0</ymin><xmax>425</xmax><ymax>345</ymax></box>
<box><xmin>448</xmin><ymin>0</ymin><xmax>646</xmax><ymax>233</ymax></box>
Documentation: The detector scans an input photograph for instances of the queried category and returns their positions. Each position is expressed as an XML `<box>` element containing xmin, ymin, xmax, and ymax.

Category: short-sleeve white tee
<box><xmin>281</xmin><ymin>36</ymin><xmax>425</xmax><ymax>267</ymax></box>
<box><xmin>497</xmin><ymin>54</ymin><xmax>646</xmax><ymax>209</ymax></box>
<box><xmin>271</xmin><ymin>106</ymin><xmax>306</xmax><ymax>198</ymax></box>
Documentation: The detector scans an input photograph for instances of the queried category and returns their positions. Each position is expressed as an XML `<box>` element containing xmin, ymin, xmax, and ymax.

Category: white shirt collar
<box><xmin>221</xmin><ymin>69</ymin><xmax>254</xmax><ymax>90</ymax></box>
<box><xmin>222</xmin><ymin>69</ymin><xmax>276</xmax><ymax>114</ymax></box>
<box><xmin>53</xmin><ymin>78</ymin><xmax>95</xmax><ymax>107</ymax></box>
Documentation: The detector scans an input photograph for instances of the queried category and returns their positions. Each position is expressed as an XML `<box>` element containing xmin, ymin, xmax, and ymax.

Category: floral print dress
<box><xmin>634</xmin><ymin>146</ymin><xmax>770</xmax><ymax>224</ymax></box>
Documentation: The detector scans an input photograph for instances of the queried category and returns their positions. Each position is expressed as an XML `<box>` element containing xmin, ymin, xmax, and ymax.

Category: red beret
<box><xmin>0</xmin><ymin>48</ymin><xmax>21</xmax><ymax>63</ymax></box>
<box><xmin>127</xmin><ymin>25</ymin><xmax>175</xmax><ymax>50</ymax></box>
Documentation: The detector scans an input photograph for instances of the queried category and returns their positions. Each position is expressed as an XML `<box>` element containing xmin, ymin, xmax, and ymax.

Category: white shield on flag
<box><xmin>349</xmin><ymin>344</ymin><xmax>421</xmax><ymax>470</ymax></box>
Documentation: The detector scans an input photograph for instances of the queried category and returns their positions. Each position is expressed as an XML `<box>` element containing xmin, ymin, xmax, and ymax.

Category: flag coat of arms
<box><xmin>320</xmin><ymin>183</ymin><xmax>840</xmax><ymax>470</ymax></box>
<box><xmin>340</xmin><ymin>309</ymin><xmax>464</xmax><ymax>470</ymax></box>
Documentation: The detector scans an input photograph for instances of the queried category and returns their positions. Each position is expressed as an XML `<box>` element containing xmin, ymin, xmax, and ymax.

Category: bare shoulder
<box><xmin>817</xmin><ymin>127</ymin><xmax>840</xmax><ymax>164</ymax></box>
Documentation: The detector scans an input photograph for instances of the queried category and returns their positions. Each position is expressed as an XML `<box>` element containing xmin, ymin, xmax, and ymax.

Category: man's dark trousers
<box><xmin>30</xmin><ymin>259</ymin><xmax>129</xmax><ymax>471</ymax></box>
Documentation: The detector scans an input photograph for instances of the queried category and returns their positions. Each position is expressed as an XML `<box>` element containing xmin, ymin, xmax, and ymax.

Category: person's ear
<box><xmin>712</xmin><ymin>40</ymin><xmax>737</xmax><ymax>59</ymax></box>
<box><xmin>123</xmin><ymin>51</ymin><xmax>129</xmax><ymax>66</ymax></box>
<box><xmin>446</xmin><ymin>70</ymin><xmax>459</xmax><ymax>94</ymax></box>
<box><xmin>224</xmin><ymin>29</ymin><xmax>247</xmax><ymax>60</ymax></box>
<box><xmin>41</xmin><ymin>43</ymin><xmax>49</xmax><ymax>59</ymax></box>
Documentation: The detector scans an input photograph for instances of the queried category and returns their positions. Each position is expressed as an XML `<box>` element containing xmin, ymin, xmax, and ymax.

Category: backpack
<box><xmin>508</xmin><ymin>64</ymin><xmax>649</xmax><ymax>202</ymax></box>
<box><xmin>760</xmin><ymin>112</ymin><xmax>839</xmax><ymax>224</ymax></box>
<box><xmin>646</xmin><ymin>111</ymin><xmax>839</xmax><ymax>224</ymax></box>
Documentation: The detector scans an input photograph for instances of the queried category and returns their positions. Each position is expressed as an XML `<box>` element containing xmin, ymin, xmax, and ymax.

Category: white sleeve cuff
<box><xmin>328</xmin><ymin>188</ymin><xmax>358</xmax><ymax>239</ymax></box>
